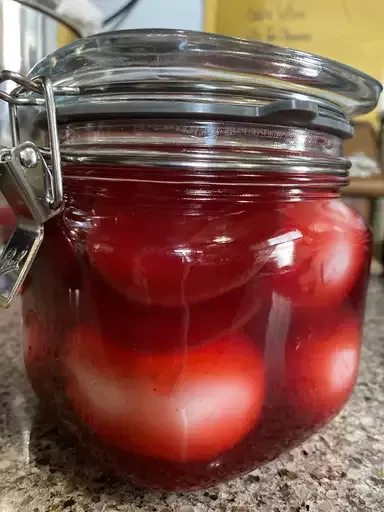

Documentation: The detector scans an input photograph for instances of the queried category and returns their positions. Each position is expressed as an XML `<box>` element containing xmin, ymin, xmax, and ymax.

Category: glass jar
<box><xmin>0</xmin><ymin>30</ymin><xmax>381</xmax><ymax>491</ymax></box>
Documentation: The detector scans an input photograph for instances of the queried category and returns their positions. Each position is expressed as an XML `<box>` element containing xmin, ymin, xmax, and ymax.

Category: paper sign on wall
<box><xmin>204</xmin><ymin>0</ymin><xmax>384</xmax><ymax>127</ymax></box>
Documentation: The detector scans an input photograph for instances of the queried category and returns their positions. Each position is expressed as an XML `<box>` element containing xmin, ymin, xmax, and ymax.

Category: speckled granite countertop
<box><xmin>0</xmin><ymin>279</ymin><xmax>383</xmax><ymax>512</ymax></box>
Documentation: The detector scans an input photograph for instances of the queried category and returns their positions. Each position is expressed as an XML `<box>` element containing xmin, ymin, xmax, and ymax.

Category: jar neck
<box><xmin>56</xmin><ymin>119</ymin><xmax>350</xmax><ymax>199</ymax></box>
<box><xmin>58</xmin><ymin>119</ymin><xmax>345</xmax><ymax>158</ymax></box>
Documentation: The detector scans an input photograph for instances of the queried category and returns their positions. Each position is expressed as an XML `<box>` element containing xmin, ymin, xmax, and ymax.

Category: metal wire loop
<box><xmin>0</xmin><ymin>70</ymin><xmax>79</xmax><ymax>106</ymax></box>
<box><xmin>0</xmin><ymin>70</ymin><xmax>44</xmax><ymax>94</ymax></box>
<box><xmin>0</xmin><ymin>70</ymin><xmax>73</xmax><ymax>210</ymax></box>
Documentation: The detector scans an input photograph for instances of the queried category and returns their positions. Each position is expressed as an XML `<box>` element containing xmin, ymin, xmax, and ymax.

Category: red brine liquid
<box><xmin>22</xmin><ymin>163</ymin><xmax>371</xmax><ymax>490</ymax></box>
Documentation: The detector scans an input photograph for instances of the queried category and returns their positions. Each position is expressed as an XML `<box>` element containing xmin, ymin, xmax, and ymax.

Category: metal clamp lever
<box><xmin>0</xmin><ymin>71</ymin><xmax>67</xmax><ymax>307</ymax></box>
<box><xmin>0</xmin><ymin>142</ymin><xmax>63</xmax><ymax>307</ymax></box>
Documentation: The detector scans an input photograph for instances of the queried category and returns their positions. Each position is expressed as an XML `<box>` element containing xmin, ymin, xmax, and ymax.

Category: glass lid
<box><xmin>28</xmin><ymin>29</ymin><xmax>381</xmax><ymax>124</ymax></box>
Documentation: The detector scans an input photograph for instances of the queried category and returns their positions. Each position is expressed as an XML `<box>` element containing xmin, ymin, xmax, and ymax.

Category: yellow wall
<box><xmin>204</xmin><ymin>0</ymin><xmax>384</xmax><ymax>127</ymax></box>
<box><xmin>57</xmin><ymin>24</ymin><xmax>79</xmax><ymax>49</ymax></box>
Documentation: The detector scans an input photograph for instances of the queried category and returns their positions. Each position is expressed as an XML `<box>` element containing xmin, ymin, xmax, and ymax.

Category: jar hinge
<box><xmin>0</xmin><ymin>70</ymin><xmax>77</xmax><ymax>307</ymax></box>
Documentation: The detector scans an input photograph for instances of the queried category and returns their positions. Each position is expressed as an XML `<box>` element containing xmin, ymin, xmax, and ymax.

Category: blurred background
<box><xmin>0</xmin><ymin>0</ymin><xmax>383</xmax><ymax>274</ymax></box>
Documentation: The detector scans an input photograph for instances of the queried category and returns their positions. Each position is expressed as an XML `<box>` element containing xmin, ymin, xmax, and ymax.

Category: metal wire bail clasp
<box><xmin>0</xmin><ymin>70</ymin><xmax>64</xmax><ymax>307</ymax></box>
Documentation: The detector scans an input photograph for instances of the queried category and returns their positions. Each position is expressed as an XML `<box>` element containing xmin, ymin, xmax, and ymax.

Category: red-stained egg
<box><xmin>86</xmin><ymin>206</ymin><xmax>274</xmax><ymax>306</ymax></box>
<box><xmin>63</xmin><ymin>327</ymin><xmax>265</xmax><ymax>462</ymax></box>
<box><xmin>267</xmin><ymin>200</ymin><xmax>368</xmax><ymax>308</ymax></box>
<box><xmin>286</xmin><ymin>312</ymin><xmax>361</xmax><ymax>419</ymax></box>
